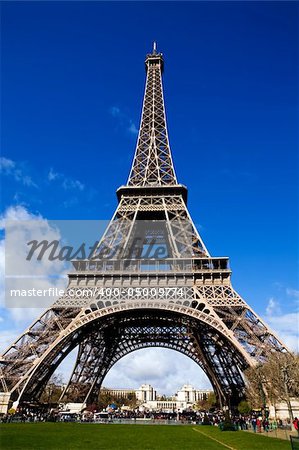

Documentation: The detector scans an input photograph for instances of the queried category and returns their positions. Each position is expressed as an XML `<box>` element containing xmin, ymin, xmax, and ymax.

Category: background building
<box><xmin>175</xmin><ymin>384</ymin><xmax>213</xmax><ymax>404</ymax></box>
<box><xmin>100</xmin><ymin>384</ymin><xmax>156</xmax><ymax>403</ymax></box>
<box><xmin>100</xmin><ymin>384</ymin><xmax>212</xmax><ymax>412</ymax></box>
<box><xmin>100</xmin><ymin>387</ymin><xmax>135</xmax><ymax>399</ymax></box>
<box><xmin>135</xmin><ymin>384</ymin><xmax>156</xmax><ymax>403</ymax></box>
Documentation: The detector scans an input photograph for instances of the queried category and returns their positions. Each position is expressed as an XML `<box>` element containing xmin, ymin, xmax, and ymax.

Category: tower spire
<box><xmin>127</xmin><ymin>46</ymin><xmax>177</xmax><ymax>186</ymax></box>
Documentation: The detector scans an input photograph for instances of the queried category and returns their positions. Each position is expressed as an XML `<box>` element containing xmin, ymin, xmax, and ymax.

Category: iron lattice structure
<box><xmin>0</xmin><ymin>45</ymin><xmax>288</xmax><ymax>411</ymax></box>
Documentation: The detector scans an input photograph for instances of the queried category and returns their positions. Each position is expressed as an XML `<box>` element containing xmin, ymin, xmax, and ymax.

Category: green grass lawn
<box><xmin>0</xmin><ymin>423</ymin><xmax>291</xmax><ymax>450</ymax></box>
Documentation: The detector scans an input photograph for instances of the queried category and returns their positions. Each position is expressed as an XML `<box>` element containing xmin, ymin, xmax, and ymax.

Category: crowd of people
<box><xmin>197</xmin><ymin>412</ymin><xmax>295</xmax><ymax>432</ymax></box>
<box><xmin>1</xmin><ymin>405</ymin><xmax>297</xmax><ymax>434</ymax></box>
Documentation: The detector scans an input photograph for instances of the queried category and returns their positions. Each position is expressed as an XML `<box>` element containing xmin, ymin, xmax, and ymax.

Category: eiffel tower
<box><xmin>0</xmin><ymin>44</ymin><xmax>287</xmax><ymax>412</ymax></box>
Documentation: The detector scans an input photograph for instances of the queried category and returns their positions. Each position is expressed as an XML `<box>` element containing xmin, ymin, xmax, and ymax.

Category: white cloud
<box><xmin>266</xmin><ymin>312</ymin><xmax>299</xmax><ymax>353</ymax></box>
<box><xmin>48</xmin><ymin>167</ymin><xmax>59</xmax><ymax>181</ymax></box>
<box><xmin>286</xmin><ymin>288</ymin><xmax>299</xmax><ymax>301</ymax></box>
<box><xmin>103</xmin><ymin>348</ymin><xmax>212</xmax><ymax>396</ymax></box>
<box><xmin>128</xmin><ymin>121</ymin><xmax>138</xmax><ymax>135</ymax></box>
<box><xmin>109</xmin><ymin>106</ymin><xmax>138</xmax><ymax>136</ymax></box>
<box><xmin>266</xmin><ymin>297</ymin><xmax>281</xmax><ymax>316</ymax></box>
<box><xmin>0</xmin><ymin>157</ymin><xmax>15</xmax><ymax>170</ymax></box>
<box><xmin>110</xmin><ymin>106</ymin><xmax>121</xmax><ymax>117</ymax></box>
<box><xmin>0</xmin><ymin>205</ymin><xmax>68</xmax><ymax>334</ymax></box>
<box><xmin>0</xmin><ymin>204</ymin><xmax>41</xmax><ymax>223</ymax></box>
<box><xmin>47</xmin><ymin>167</ymin><xmax>85</xmax><ymax>191</ymax></box>
<box><xmin>264</xmin><ymin>294</ymin><xmax>299</xmax><ymax>353</ymax></box>
<box><xmin>62</xmin><ymin>179</ymin><xmax>84</xmax><ymax>191</ymax></box>
<box><xmin>0</xmin><ymin>157</ymin><xmax>37</xmax><ymax>188</ymax></box>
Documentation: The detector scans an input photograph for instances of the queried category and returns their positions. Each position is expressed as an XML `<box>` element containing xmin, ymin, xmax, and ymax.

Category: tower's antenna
<box><xmin>153</xmin><ymin>41</ymin><xmax>157</xmax><ymax>54</ymax></box>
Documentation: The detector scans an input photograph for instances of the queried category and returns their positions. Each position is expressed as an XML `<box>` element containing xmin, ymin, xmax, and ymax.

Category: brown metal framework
<box><xmin>0</xmin><ymin>45</ymin><xmax>288</xmax><ymax>412</ymax></box>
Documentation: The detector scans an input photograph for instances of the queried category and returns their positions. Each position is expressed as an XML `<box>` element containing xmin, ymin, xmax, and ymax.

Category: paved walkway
<box><xmin>245</xmin><ymin>427</ymin><xmax>298</xmax><ymax>441</ymax></box>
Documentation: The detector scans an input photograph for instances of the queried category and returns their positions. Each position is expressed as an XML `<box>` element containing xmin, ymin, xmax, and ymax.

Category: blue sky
<box><xmin>0</xmin><ymin>1</ymin><xmax>298</xmax><ymax>392</ymax></box>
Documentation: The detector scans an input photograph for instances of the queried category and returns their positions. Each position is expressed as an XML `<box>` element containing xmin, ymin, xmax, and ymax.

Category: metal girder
<box><xmin>59</xmin><ymin>310</ymin><xmax>247</xmax><ymax>407</ymax></box>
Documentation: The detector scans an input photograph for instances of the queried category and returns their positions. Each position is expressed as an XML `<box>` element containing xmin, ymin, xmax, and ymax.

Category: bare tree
<box><xmin>40</xmin><ymin>373</ymin><xmax>64</xmax><ymax>404</ymax></box>
<box><xmin>196</xmin><ymin>392</ymin><xmax>217</xmax><ymax>411</ymax></box>
<box><xmin>245</xmin><ymin>352</ymin><xmax>299</xmax><ymax>424</ymax></box>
